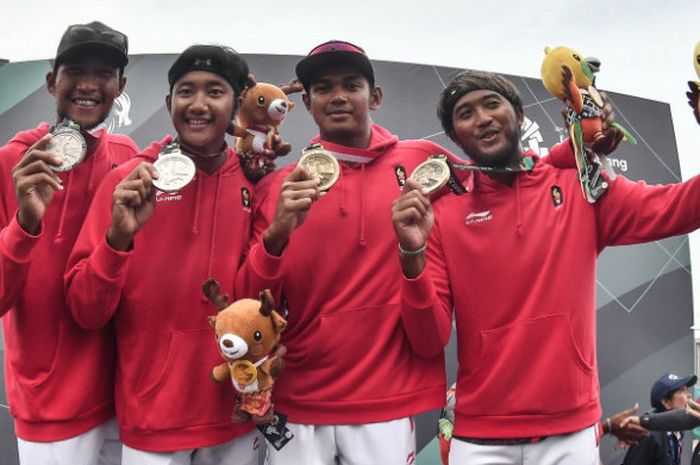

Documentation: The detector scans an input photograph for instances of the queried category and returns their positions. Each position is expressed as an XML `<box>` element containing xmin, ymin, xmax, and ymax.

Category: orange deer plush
<box><xmin>203</xmin><ymin>278</ymin><xmax>287</xmax><ymax>424</ymax></box>
<box><xmin>230</xmin><ymin>82</ymin><xmax>294</xmax><ymax>181</ymax></box>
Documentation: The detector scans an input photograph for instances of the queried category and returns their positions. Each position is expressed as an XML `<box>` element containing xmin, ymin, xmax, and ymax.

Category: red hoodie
<box><xmin>0</xmin><ymin>123</ymin><xmax>137</xmax><ymax>441</ymax></box>
<box><xmin>236</xmin><ymin>125</ymin><xmax>575</xmax><ymax>424</ymax></box>
<box><xmin>401</xmin><ymin>153</ymin><xmax>700</xmax><ymax>439</ymax></box>
<box><xmin>64</xmin><ymin>137</ymin><xmax>254</xmax><ymax>451</ymax></box>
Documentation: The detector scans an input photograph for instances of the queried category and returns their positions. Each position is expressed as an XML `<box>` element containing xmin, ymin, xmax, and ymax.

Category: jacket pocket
<box><xmin>305</xmin><ymin>304</ymin><xmax>407</xmax><ymax>399</ymax></box>
<box><xmin>133</xmin><ymin>328</ymin><xmax>231</xmax><ymax>431</ymax></box>
<box><xmin>26</xmin><ymin>321</ymin><xmax>66</xmax><ymax>388</ymax></box>
<box><xmin>463</xmin><ymin>313</ymin><xmax>594</xmax><ymax>416</ymax></box>
<box><xmin>10</xmin><ymin>320</ymin><xmax>113</xmax><ymax>419</ymax></box>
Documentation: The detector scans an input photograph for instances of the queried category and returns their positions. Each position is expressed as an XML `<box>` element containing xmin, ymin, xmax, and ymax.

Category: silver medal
<box><xmin>152</xmin><ymin>150</ymin><xmax>196</xmax><ymax>193</ymax></box>
<box><xmin>47</xmin><ymin>127</ymin><xmax>87</xmax><ymax>172</ymax></box>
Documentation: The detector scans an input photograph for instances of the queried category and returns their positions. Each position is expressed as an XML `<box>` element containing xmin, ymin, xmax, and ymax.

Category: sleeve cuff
<box><xmin>2</xmin><ymin>214</ymin><xmax>41</xmax><ymax>263</ymax></box>
<box><xmin>402</xmin><ymin>268</ymin><xmax>437</xmax><ymax>309</ymax></box>
<box><xmin>90</xmin><ymin>234</ymin><xmax>132</xmax><ymax>281</ymax></box>
<box><xmin>249</xmin><ymin>242</ymin><xmax>284</xmax><ymax>279</ymax></box>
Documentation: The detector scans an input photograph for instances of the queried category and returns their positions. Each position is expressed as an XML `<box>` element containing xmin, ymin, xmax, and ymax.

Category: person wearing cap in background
<box><xmin>392</xmin><ymin>68</ymin><xmax>700</xmax><ymax>464</ymax></box>
<box><xmin>64</xmin><ymin>45</ymin><xmax>258</xmax><ymax>465</ymax></box>
<box><xmin>0</xmin><ymin>20</ymin><xmax>137</xmax><ymax>465</ymax></box>
<box><xmin>234</xmin><ymin>41</ymin><xmax>578</xmax><ymax>465</ymax></box>
<box><xmin>622</xmin><ymin>373</ymin><xmax>696</xmax><ymax>465</ymax></box>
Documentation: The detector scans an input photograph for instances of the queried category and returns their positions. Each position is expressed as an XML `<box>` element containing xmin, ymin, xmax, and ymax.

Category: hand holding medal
<box><xmin>262</xmin><ymin>154</ymin><xmax>323</xmax><ymax>256</ymax></box>
<box><xmin>392</xmin><ymin>176</ymin><xmax>434</xmax><ymax>279</ymax></box>
<box><xmin>12</xmin><ymin>134</ymin><xmax>64</xmax><ymax>234</ymax></box>
<box><xmin>107</xmin><ymin>163</ymin><xmax>160</xmax><ymax>251</ymax></box>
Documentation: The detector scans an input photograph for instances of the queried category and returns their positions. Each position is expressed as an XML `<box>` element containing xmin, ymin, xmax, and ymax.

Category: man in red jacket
<box><xmin>392</xmin><ymin>69</ymin><xmax>700</xmax><ymax>464</ymax></box>
<box><xmin>65</xmin><ymin>45</ymin><xmax>258</xmax><ymax>465</ymax></box>
<box><xmin>0</xmin><ymin>21</ymin><xmax>137</xmax><ymax>465</ymax></box>
<box><xmin>235</xmin><ymin>42</ymin><xmax>578</xmax><ymax>465</ymax></box>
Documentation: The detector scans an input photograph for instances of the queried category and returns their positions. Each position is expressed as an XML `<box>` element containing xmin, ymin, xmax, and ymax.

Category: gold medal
<box><xmin>231</xmin><ymin>360</ymin><xmax>257</xmax><ymax>386</ymax></box>
<box><xmin>410</xmin><ymin>158</ymin><xmax>450</xmax><ymax>194</ymax></box>
<box><xmin>588</xmin><ymin>86</ymin><xmax>604</xmax><ymax>108</ymax></box>
<box><xmin>298</xmin><ymin>145</ymin><xmax>340</xmax><ymax>191</ymax></box>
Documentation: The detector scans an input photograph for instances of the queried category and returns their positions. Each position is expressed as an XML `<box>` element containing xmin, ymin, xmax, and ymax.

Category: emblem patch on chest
<box><xmin>241</xmin><ymin>187</ymin><xmax>251</xmax><ymax>210</ymax></box>
<box><xmin>394</xmin><ymin>164</ymin><xmax>407</xmax><ymax>187</ymax></box>
<box><xmin>551</xmin><ymin>185</ymin><xmax>563</xmax><ymax>208</ymax></box>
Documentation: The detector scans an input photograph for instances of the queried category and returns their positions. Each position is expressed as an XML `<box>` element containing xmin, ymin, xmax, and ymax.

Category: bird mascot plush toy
<box><xmin>686</xmin><ymin>41</ymin><xmax>700</xmax><ymax>125</ymax></box>
<box><xmin>541</xmin><ymin>45</ymin><xmax>636</xmax><ymax>202</ymax></box>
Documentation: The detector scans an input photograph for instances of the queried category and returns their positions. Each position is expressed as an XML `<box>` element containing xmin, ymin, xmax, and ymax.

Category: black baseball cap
<box><xmin>295</xmin><ymin>40</ymin><xmax>375</xmax><ymax>90</ymax></box>
<box><xmin>650</xmin><ymin>372</ymin><xmax>697</xmax><ymax>410</ymax></box>
<box><xmin>168</xmin><ymin>45</ymin><xmax>249</xmax><ymax>94</ymax></box>
<box><xmin>55</xmin><ymin>21</ymin><xmax>129</xmax><ymax>68</ymax></box>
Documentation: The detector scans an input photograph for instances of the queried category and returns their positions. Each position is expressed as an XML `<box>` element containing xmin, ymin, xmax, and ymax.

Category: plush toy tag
<box><xmin>581</xmin><ymin>160</ymin><xmax>608</xmax><ymax>203</ymax></box>
<box><xmin>257</xmin><ymin>411</ymin><xmax>294</xmax><ymax>450</ymax></box>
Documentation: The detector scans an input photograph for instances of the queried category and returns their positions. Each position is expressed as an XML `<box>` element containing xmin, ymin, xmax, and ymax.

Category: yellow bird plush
<box><xmin>541</xmin><ymin>46</ymin><xmax>636</xmax><ymax>203</ymax></box>
<box><xmin>686</xmin><ymin>41</ymin><xmax>700</xmax><ymax>125</ymax></box>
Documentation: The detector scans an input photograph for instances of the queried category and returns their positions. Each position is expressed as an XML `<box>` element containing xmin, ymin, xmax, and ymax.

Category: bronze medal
<box><xmin>231</xmin><ymin>360</ymin><xmax>258</xmax><ymax>386</ymax></box>
<box><xmin>298</xmin><ymin>146</ymin><xmax>340</xmax><ymax>191</ymax></box>
<box><xmin>47</xmin><ymin>126</ymin><xmax>87</xmax><ymax>172</ymax></box>
<box><xmin>410</xmin><ymin>158</ymin><xmax>450</xmax><ymax>194</ymax></box>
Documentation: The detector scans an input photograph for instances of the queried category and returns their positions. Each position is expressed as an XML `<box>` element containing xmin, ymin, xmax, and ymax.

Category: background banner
<box><xmin>0</xmin><ymin>54</ymin><xmax>692</xmax><ymax>465</ymax></box>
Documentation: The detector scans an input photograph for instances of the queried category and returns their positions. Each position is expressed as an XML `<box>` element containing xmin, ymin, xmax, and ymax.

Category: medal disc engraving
<box><xmin>410</xmin><ymin>158</ymin><xmax>450</xmax><ymax>194</ymax></box>
<box><xmin>231</xmin><ymin>360</ymin><xmax>257</xmax><ymax>385</ymax></box>
<box><xmin>298</xmin><ymin>147</ymin><xmax>340</xmax><ymax>191</ymax></box>
<box><xmin>47</xmin><ymin>127</ymin><xmax>87</xmax><ymax>172</ymax></box>
<box><xmin>152</xmin><ymin>151</ymin><xmax>196</xmax><ymax>193</ymax></box>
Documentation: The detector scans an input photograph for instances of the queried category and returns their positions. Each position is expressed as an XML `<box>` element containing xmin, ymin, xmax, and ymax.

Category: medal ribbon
<box><xmin>52</xmin><ymin>119</ymin><xmax>106</xmax><ymax>138</ymax></box>
<box><xmin>159</xmin><ymin>140</ymin><xmax>182</xmax><ymax>156</ymax></box>
<box><xmin>303</xmin><ymin>143</ymin><xmax>374</xmax><ymax>165</ymax></box>
<box><xmin>428</xmin><ymin>154</ymin><xmax>536</xmax><ymax>195</ymax></box>
<box><xmin>178</xmin><ymin>138</ymin><xmax>228</xmax><ymax>160</ymax></box>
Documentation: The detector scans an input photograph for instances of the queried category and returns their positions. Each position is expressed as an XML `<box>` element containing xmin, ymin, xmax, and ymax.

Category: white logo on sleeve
<box><xmin>465</xmin><ymin>210</ymin><xmax>493</xmax><ymax>225</ymax></box>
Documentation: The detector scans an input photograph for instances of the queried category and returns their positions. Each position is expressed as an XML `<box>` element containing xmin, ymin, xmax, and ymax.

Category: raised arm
<box><xmin>597</xmin><ymin>174</ymin><xmax>700</xmax><ymax>248</ymax></box>
<box><xmin>234</xmin><ymin>167</ymin><xmax>319</xmax><ymax>301</ymax></box>
<box><xmin>392</xmin><ymin>179</ymin><xmax>452</xmax><ymax>357</ymax></box>
<box><xmin>64</xmin><ymin>162</ymin><xmax>157</xmax><ymax>329</ymax></box>
<box><xmin>0</xmin><ymin>135</ymin><xmax>62</xmax><ymax>315</ymax></box>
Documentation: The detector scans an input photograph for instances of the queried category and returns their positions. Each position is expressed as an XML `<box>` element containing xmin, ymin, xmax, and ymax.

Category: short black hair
<box><xmin>437</xmin><ymin>70</ymin><xmax>523</xmax><ymax>136</ymax></box>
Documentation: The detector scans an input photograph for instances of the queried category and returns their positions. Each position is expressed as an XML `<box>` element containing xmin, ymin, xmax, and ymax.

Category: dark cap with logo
<box><xmin>168</xmin><ymin>45</ymin><xmax>249</xmax><ymax>94</ymax></box>
<box><xmin>55</xmin><ymin>21</ymin><xmax>129</xmax><ymax>68</ymax></box>
<box><xmin>650</xmin><ymin>372</ymin><xmax>697</xmax><ymax>410</ymax></box>
<box><xmin>295</xmin><ymin>40</ymin><xmax>375</xmax><ymax>90</ymax></box>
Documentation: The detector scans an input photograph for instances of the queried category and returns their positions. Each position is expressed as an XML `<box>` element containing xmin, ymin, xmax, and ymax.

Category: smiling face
<box><xmin>450</xmin><ymin>89</ymin><xmax>524</xmax><ymax>168</ymax></box>
<box><xmin>47</xmin><ymin>55</ymin><xmax>126</xmax><ymax>130</ymax></box>
<box><xmin>302</xmin><ymin>65</ymin><xmax>382</xmax><ymax>149</ymax></box>
<box><xmin>166</xmin><ymin>70</ymin><xmax>236</xmax><ymax>155</ymax></box>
